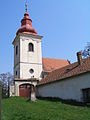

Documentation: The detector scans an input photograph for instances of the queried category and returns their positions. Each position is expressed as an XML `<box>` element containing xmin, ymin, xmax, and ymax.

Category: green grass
<box><xmin>2</xmin><ymin>97</ymin><xmax>90</xmax><ymax>120</ymax></box>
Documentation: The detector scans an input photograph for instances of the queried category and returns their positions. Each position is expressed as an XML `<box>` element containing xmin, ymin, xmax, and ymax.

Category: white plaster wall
<box><xmin>14</xmin><ymin>39</ymin><xmax>20</xmax><ymax>66</ymax></box>
<box><xmin>14</xmin><ymin>64</ymin><xmax>20</xmax><ymax>78</ymax></box>
<box><xmin>20</xmin><ymin>63</ymin><xmax>42</xmax><ymax>79</ymax></box>
<box><xmin>13</xmin><ymin>34</ymin><xmax>43</xmax><ymax>80</ymax></box>
<box><xmin>19</xmin><ymin>35</ymin><xmax>42</xmax><ymax>79</ymax></box>
<box><xmin>20</xmin><ymin>36</ymin><xmax>42</xmax><ymax>64</ymax></box>
<box><xmin>37</xmin><ymin>73</ymin><xmax>90</xmax><ymax>102</ymax></box>
<box><xmin>14</xmin><ymin>39</ymin><xmax>20</xmax><ymax>78</ymax></box>
<box><xmin>10</xmin><ymin>85</ymin><xmax>15</xmax><ymax>96</ymax></box>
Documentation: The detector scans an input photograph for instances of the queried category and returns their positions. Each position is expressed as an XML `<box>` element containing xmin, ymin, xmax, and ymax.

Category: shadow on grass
<box><xmin>37</xmin><ymin>97</ymin><xmax>90</xmax><ymax>107</ymax></box>
<box><xmin>3</xmin><ymin>96</ymin><xmax>90</xmax><ymax>107</ymax></box>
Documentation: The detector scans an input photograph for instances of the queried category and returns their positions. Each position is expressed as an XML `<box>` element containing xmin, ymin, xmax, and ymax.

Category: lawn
<box><xmin>2</xmin><ymin>97</ymin><xmax>90</xmax><ymax>120</ymax></box>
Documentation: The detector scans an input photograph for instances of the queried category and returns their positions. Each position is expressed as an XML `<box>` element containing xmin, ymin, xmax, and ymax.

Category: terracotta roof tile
<box><xmin>38</xmin><ymin>57</ymin><xmax>90</xmax><ymax>86</ymax></box>
<box><xmin>42</xmin><ymin>58</ymin><xmax>69</xmax><ymax>72</ymax></box>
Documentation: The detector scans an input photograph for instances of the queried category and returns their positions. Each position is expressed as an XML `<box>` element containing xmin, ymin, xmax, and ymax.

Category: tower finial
<box><xmin>25</xmin><ymin>2</ymin><xmax>27</xmax><ymax>12</ymax></box>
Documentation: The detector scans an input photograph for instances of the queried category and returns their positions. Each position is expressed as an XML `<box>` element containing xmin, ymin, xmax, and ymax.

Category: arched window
<box><xmin>16</xmin><ymin>71</ymin><xmax>17</xmax><ymax>76</ymax></box>
<box><xmin>16</xmin><ymin>46</ymin><xmax>18</xmax><ymax>55</ymax></box>
<box><xmin>28</xmin><ymin>43</ymin><xmax>34</xmax><ymax>52</ymax></box>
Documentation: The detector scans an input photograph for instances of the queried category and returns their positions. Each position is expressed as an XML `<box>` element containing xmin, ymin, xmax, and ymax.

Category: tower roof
<box><xmin>16</xmin><ymin>3</ymin><xmax>37</xmax><ymax>35</ymax></box>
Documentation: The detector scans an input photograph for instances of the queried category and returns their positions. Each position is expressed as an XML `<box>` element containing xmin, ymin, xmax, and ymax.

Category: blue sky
<box><xmin>0</xmin><ymin>0</ymin><xmax>90</xmax><ymax>74</ymax></box>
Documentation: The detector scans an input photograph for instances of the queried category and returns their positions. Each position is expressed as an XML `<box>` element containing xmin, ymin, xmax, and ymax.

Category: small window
<box><xmin>29</xmin><ymin>69</ymin><xmax>34</xmax><ymax>74</ymax></box>
<box><xmin>28</xmin><ymin>43</ymin><xmax>34</xmax><ymax>52</ymax></box>
<box><xmin>82</xmin><ymin>88</ymin><xmax>90</xmax><ymax>103</ymax></box>
<box><xmin>16</xmin><ymin>46</ymin><xmax>18</xmax><ymax>55</ymax></box>
<box><xmin>16</xmin><ymin>71</ymin><xmax>17</xmax><ymax>76</ymax></box>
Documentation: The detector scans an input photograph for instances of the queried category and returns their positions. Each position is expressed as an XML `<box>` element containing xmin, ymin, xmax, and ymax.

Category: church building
<box><xmin>10</xmin><ymin>3</ymin><xmax>90</xmax><ymax>103</ymax></box>
<box><xmin>10</xmin><ymin>3</ymin><xmax>69</xmax><ymax>100</ymax></box>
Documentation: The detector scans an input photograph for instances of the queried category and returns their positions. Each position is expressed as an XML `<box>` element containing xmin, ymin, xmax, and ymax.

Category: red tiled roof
<box><xmin>42</xmin><ymin>58</ymin><xmax>69</xmax><ymax>72</ymax></box>
<box><xmin>38</xmin><ymin>57</ymin><xmax>90</xmax><ymax>86</ymax></box>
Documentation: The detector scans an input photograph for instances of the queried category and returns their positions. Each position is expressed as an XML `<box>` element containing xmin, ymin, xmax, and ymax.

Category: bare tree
<box><xmin>82</xmin><ymin>42</ymin><xmax>90</xmax><ymax>58</ymax></box>
<box><xmin>7</xmin><ymin>73</ymin><xmax>14</xmax><ymax>98</ymax></box>
<box><xmin>0</xmin><ymin>73</ymin><xmax>14</xmax><ymax>98</ymax></box>
<box><xmin>0</xmin><ymin>81</ymin><xmax>1</xmax><ymax>120</ymax></box>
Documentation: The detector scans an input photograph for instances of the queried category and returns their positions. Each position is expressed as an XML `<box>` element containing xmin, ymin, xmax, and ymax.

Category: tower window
<box><xmin>28</xmin><ymin>43</ymin><xmax>34</xmax><ymax>52</ymax></box>
<box><xmin>16</xmin><ymin>71</ymin><xmax>17</xmax><ymax>76</ymax></box>
<box><xmin>16</xmin><ymin>46</ymin><xmax>18</xmax><ymax>55</ymax></box>
<box><xmin>29</xmin><ymin>69</ymin><xmax>34</xmax><ymax>74</ymax></box>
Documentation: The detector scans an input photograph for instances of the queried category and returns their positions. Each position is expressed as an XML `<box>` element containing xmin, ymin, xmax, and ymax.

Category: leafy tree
<box><xmin>82</xmin><ymin>42</ymin><xmax>90</xmax><ymax>58</ymax></box>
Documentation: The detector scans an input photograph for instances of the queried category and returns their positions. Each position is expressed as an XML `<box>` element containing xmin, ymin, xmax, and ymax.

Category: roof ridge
<box><xmin>42</xmin><ymin>57</ymin><xmax>68</xmax><ymax>61</ymax></box>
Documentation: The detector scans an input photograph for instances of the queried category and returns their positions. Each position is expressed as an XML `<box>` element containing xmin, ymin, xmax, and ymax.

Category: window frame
<box><xmin>16</xmin><ymin>46</ymin><xmax>18</xmax><ymax>55</ymax></box>
<box><xmin>28</xmin><ymin>43</ymin><xmax>34</xmax><ymax>52</ymax></box>
<box><xmin>16</xmin><ymin>71</ymin><xmax>17</xmax><ymax>76</ymax></box>
<box><xmin>82</xmin><ymin>88</ymin><xmax>90</xmax><ymax>103</ymax></box>
<box><xmin>29</xmin><ymin>69</ymin><xmax>34</xmax><ymax>74</ymax></box>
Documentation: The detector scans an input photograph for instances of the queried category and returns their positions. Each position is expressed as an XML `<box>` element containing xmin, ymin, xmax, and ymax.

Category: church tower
<box><xmin>12</xmin><ymin>3</ymin><xmax>43</xmax><ymax>97</ymax></box>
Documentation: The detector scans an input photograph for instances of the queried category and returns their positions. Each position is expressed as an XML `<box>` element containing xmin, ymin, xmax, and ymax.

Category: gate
<box><xmin>19</xmin><ymin>84</ymin><xmax>31</xmax><ymax>98</ymax></box>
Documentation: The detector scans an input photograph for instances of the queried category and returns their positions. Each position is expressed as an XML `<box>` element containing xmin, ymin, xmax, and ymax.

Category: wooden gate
<box><xmin>19</xmin><ymin>84</ymin><xmax>31</xmax><ymax>98</ymax></box>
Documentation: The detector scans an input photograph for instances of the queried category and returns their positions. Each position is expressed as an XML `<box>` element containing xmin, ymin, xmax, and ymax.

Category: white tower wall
<box><xmin>13</xmin><ymin>33</ymin><xmax>43</xmax><ymax>80</ymax></box>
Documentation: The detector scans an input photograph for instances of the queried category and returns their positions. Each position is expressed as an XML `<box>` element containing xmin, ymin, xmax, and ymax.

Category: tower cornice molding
<box><xmin>13</xmin><ymin>32</ymin><xmax>43</xmax><ymax>45</ymax></box>
<box><xmin>19</xmin><ymin>33</ymin><xmax>43</xmax><ymax>39</ymax></box>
